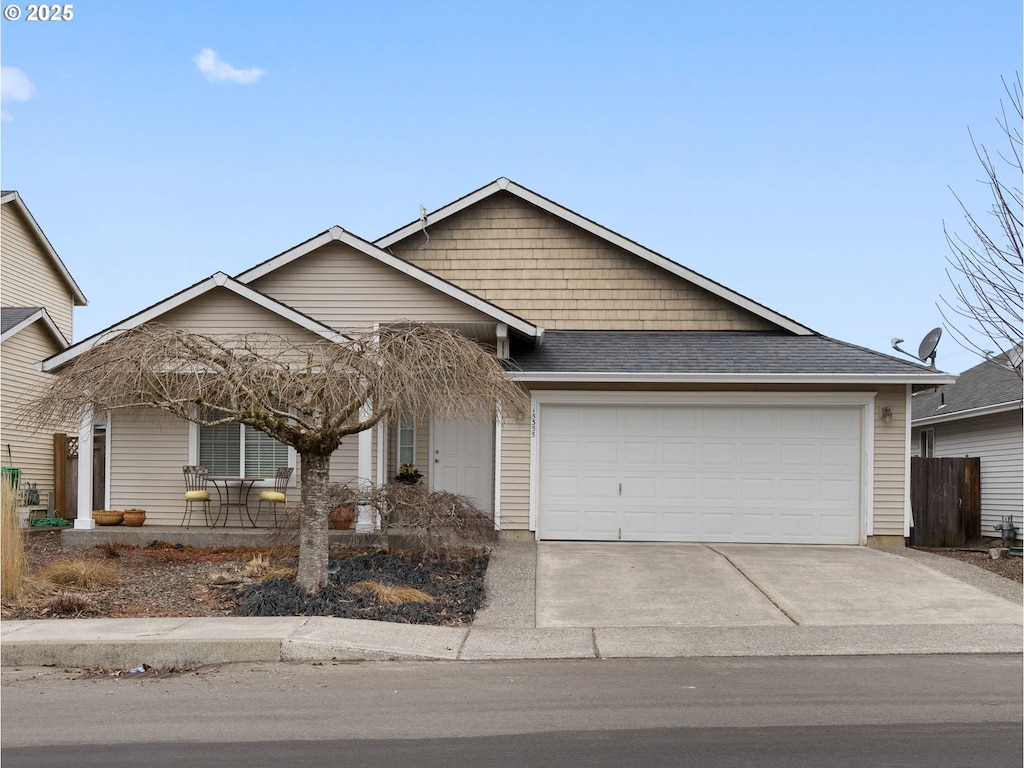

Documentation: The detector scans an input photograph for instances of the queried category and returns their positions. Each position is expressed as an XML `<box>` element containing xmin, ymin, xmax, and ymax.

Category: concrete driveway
<box><xmin>533</xmin><ymin>542</ymin><xmax>1023</xmax><ymax>629</ymax></box>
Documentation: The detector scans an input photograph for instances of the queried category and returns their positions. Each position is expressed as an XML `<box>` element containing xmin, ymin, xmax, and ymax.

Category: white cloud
<box><xmin>1</xmin><ymin>66</ymin><xmax>37</xmax><ymax>121</ymax></box>
<box><xmin>193</xmin><ymin>48</ymin><xmax>265</xmax><ymax>85</ymax></box>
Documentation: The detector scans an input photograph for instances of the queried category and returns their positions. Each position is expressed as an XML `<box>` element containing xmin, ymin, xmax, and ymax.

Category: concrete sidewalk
<box><xmin>2</xmin><ymin>543</ymin><xmax>1020</xmax><ymax>668</ymax></box>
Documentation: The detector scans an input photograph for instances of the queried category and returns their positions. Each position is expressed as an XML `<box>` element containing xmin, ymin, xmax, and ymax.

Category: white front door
<box><xmin>431</xmin><ymin>420</ymin><xmax>495</xmax><ymax>517</ymax></box>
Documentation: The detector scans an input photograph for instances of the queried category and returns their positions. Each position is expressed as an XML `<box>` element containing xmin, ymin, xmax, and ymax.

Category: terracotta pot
<box><xmin>329</xmin><ymin>504</ymin><xmax>356</xmax><ymax>530</ymax></box>
<box><xmin>122</xmin><ymin>509</ymin><xmax>146</xmax><ymax>527</ymax></box>
<box><xmin>93</xmin><ymin>510</ymin><xmax>124</xmax><ymax>526</ymax></box>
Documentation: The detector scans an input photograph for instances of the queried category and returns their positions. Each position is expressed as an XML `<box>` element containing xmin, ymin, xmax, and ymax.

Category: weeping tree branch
<box><xmin>940</xmin><ymin>74</ymin><xmax>1023</xmax><ymax>376</ymax></box>
<box><xmin>23</xmin><ymin>322</ymin><xmax>529</xmax><ymax>591</ymax></box>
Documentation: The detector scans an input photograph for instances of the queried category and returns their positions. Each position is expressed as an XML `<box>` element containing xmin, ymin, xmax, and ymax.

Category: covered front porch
<box><xmin>68</xmin><ymin>405</ymin><xmax>502</xmax><ymax>535</ymax></box>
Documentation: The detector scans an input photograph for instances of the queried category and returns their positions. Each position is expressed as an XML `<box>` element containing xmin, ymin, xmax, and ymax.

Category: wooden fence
<box><xmin>910</xmin><ymin>456</ymin><xmax>981</xmax><ymax>547</ymax></box>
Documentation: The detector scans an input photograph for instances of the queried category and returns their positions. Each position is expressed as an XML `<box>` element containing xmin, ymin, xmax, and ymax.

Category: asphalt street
<box><xmin>2</xmin><ymin>655</ymin><xmax>1020</xmax><ymax>767</ymax></box>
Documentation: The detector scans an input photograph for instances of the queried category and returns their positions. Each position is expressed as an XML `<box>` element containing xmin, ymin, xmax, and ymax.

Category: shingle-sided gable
<box><xmin>381</xmin><ymin>185</ymin><xmax>798</xmax><ymax>333</ymax></box>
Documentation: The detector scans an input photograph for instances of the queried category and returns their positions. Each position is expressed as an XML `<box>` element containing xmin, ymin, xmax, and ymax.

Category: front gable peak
<box><xmin>377</xmin><ymin>178</ymin><xmax>814</xmax><ymax>335</ymax></box>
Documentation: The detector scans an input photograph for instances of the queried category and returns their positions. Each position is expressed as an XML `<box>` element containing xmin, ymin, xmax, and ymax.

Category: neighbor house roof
<box><xmin>375</xmin><ymin>177</ymin><xmax>814</xmax><ymax>336</ymax></box>
<box><xmin>0</xmin><ymin>306</ymin><xmax>70</xmax><ymax>347</ymax></box>
<box><xmin>508</xmin><ymin>331</ymin><xmax>956</xmax><ymax>384</ymax></box>
<box><xmin>912</xmin><ymin>354</ymin><xmax>1023</xmax><ymax>426</ymax></box>
<box><xmin>40</xmin><ymin>272</ymin><xmax>345</xmax><ymax>372</ymax></box>
<box><xmin>235</xmin><ymin>225</ymin><xmax>543</xmax><ymax>341</ymax></box>
<box><xmin>1</xmin><ymin>191</ymin><xmax>88</xmax><ymax>307</ymax></box>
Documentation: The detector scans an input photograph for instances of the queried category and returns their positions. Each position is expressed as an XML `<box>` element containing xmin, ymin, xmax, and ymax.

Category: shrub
<box><xmin>332</xmin><ymin>481</ymin><xmax>499</xmax><ymax>553</ymax></box>
<box><xmin>42</xmin><ymin>592</ymin><xmax>96</xmax><ymax>616</ymax></box>
<box><xmin>39</xmin><ymin>560</ymin><xmax>120</xmax><ymax>589</ymax></box>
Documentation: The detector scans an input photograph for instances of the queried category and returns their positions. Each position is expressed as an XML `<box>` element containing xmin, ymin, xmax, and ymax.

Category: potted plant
<box><xmin>395</xmin><ymin>463</ymin><xmax>423</xmax><ymax>485</ymax></box>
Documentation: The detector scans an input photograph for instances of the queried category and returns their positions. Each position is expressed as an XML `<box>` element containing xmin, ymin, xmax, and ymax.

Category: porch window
<box><xmin>199</xmin><ymin>423</ymin><xmax>290</xmax><ymax>478</ymax></box>
<box><xmin>397</xmin><ymin>409</ymin><xmax>415</xmax><ymax>466</ymax></box>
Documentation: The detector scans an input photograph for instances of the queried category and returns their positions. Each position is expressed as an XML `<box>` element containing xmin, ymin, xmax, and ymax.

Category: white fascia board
<box><xmin>912</xmin><ymin>400</ymin><xmax>1023</xmax><ymax>427</ymax></box>
<box><xmin>240</xmin><ymin>226</ymin><xmax>541</xmax><ymax>340</ymax></box>
<box><xmin>376</xmin><ymin>178</ymin><xmax>814</xmax><ymax>336</ymax></box>
<box><xmin>510</xmin><ymin>371</ymin><xmax>959</xmax><ymax>386</ymax></box>
<box><xmin>40</xmin><ymin>272</ymin><xmax>346</xmax><ymax>371</ymax></box>
<box><xmin>1</xmin><ymin>308</ymin><xmax>70</xmax><ymax>348</ymax></box>
<box><xmin>1</xmin><ymin>192</ymin><xmax>88</xmax><ymax>306</ymax></box>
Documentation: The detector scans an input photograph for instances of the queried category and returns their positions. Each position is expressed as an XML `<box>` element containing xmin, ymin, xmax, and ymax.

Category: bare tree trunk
<box><xmin>297</xmin><ymin>452</ymin><xmax>331</xmax><ymax>592</ymax></box>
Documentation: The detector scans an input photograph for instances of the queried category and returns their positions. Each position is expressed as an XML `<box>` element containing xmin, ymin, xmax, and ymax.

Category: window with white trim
<box><xmin>198</xmin><ymin>422</ymin><xmax>290</xmax><ymax>478</ymax></box>
<box><xmin>397</xmin><ymin>409</ymin><xmax>415</xmax><ymax>466</ymax></box>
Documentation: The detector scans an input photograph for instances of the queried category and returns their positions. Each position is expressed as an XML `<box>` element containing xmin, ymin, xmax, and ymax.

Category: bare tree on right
<box><xmin>941</xmin><ymin>74</ymin><xmax>1023</xmax><ymax>377</ymax></box>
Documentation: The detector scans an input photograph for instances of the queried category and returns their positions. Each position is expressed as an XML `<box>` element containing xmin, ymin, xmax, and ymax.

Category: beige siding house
<box><xmin>1</xmin><ymin>191</ymin><xmax>87</xmax><ymax>512</ymax></box>
<box><xmin>46</xmin><ymin>179</ymin><xmax>951</xmax><ymax>545</ymax></box>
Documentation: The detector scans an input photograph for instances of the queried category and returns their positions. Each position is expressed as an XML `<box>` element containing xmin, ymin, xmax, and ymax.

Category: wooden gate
<box><xmin>53</xmin><ymin>433</ymin><xmax>106</xmax><ymax>519</ymax></box>
<box><xmin>910</xmin><ymin>456</ymin><xmax>981</xmax><ymax>547</ymax></box>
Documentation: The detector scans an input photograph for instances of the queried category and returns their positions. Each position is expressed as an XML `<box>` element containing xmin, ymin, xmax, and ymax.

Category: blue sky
<box><xmin>2</xmin><ymin>1</ymin><xmax>1020</xmax><ymax>374</ymax></box>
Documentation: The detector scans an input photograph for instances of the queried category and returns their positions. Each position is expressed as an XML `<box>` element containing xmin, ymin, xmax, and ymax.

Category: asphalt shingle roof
<box><xmin>509</xmin><ymin>331</ymin><xmax>944</xmax><ymax>376</ymax></box>
<box><xmin>1</xmin><ymin>307</ymin><xmax>42</xmax><ymax>335</ymax></box>
<box><xmin>912</xmin><ymin>354</ymin><xmax>1023</xmax><ymax>420</ymax></box>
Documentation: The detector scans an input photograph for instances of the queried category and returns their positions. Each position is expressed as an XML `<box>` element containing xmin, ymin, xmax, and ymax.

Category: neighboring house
<box><xmin>45</xmin><ymin>178</ymin><xmax>953</xmax><ymax>544</ymax></box>
<box><xmin>911</xmin><ymin>352</ymin><xmax>1023</xmax><ymax>542</ymax></box>
<box><xmin>1</xmin><ymin>190</ymin><xmax>88</xmax><ymax>509</ymax></box>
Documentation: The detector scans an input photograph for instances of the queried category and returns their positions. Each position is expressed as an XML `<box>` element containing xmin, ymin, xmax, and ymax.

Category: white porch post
<box><xmin>355</xmin><ymin>401</ymin><xmax>375</xmax><ymax>533</ymax></box>
<box><xmin>74</xmin><ymin>404</ymin><xmax>96</xmax><ymax>529</ymax></box>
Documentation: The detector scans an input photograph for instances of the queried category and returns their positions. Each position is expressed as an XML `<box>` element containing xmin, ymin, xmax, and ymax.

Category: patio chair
<box><xmin>256</xmin><ymin>466</ymin><xmax>293</xmax><ymax>526</ymax></box>
<box><xmin>181</xmin><ymin>465</ymin><xmax>213</xmax><ymax>527</ymax></box>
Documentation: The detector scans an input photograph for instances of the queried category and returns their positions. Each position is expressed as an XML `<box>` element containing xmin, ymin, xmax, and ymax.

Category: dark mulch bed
<box><xmin>234</xmin><ymin>550</ymin><xmax>489</xmax><ymax>624</ymax></box>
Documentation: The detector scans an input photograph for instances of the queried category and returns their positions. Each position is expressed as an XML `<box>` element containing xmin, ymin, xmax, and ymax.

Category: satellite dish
<box><xmin>917</xmin><ymin>327</ymin><xmax>942</xmax><ymax>366</ymax></box>
<box><xmin>890</xmin><ymin>327</ymin><xmax>942</xmax><ymax>368</ymax></box>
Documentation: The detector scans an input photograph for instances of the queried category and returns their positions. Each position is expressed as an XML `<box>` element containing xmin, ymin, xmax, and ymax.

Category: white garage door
<box><xmin>538</xmin><ymin>404</ymin><xmax>863</xmax><ymax>544</ymax></box>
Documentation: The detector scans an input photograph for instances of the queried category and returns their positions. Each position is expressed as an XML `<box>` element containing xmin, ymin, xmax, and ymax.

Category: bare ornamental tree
<box><xmin>941</xmin><ymin>74</ymin><xmax>1023</xmax><ymax>375</ymax></box>
<box><xmin>27</xmin><ymin>323</ymin><xmax>529</xmax><ymax>592</ymax></box>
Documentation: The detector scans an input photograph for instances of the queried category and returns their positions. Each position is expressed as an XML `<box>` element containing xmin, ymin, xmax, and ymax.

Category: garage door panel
<box><xmin>582</xmin><ymin>508</ymin><xmax>619</xmax><ymax>536</ymax></box>
<box><xmin>740</xmin><ymin>443</ymin><xmax>776</xmax><ymax>465</ymax></box>
<box><xmin>739</xmin><ymin>478</ymin><xmax>775</xmax><ymax>502</ymax></box>
<box><xmin>702</xmin><ymin>443</ymin><xmax>736</xmax><ymax>465</ymax></box>
<box><xmin>820</xmin><ymin>513</ymin><xmax>858</xmax><ymax>537</ymax></box>
<box><xmin>621</xmin><ymin>509</ymin><xmax>658</xmax><ymax>535</ymax></box>
<box><xmin>582</xmin><ymin>475</ymin><xmax>619</xmax><ymax>499</ymax></box>
<box><xmin>738</xmin><ymin>512</ymin><xmax>775</xmax><ymax>536</ymax></box>
<box><xmin>545</xmin><ymin>440</ymin><xmax>580</xmax><ymax>464</ymax></box>
<box><xmin>582</xmin><ymin>441</ymin><xmax>617</xmax><ymax>464</ymax></box>
<box><xmin>700</xmin><ymin>511</ymin><xmax>737</xmax><ymax>536</ymax></box>
<box><xmin>701</xmin><ymin>477</ymin><xmax>737</xmax><ymax>500</ymax></box>
<box><xmin>821</xmin><ymin>443</ymin><xmax>858</xmax><ymax>466</ymax></box>
<box><xmin>622</xmin><ymin>476</ymin><xmax>656</xmax><ymax>499</ymax></box>
<box><xmin>663</xmin><ymin>442</ymin><xmax>697</xmax><ymax>463</ymax></box>
<box><xmin>538</xmin><ymin>404</ymin><xmax>863</xmax><ymax>544</ymax></box>
<box><xmin>623</xmin><ymin>441</ymin><xmax>657</xmax><ymax>465</ymax></box>
<box><xmin>663</xmin><ymin>477</ymin><xmax>697</xmax><ymax>500</ymax></box>
<box><xmin>781</xmin><ymin>445</ymin><xmax>817</xmax><ymax>468</ymax></box>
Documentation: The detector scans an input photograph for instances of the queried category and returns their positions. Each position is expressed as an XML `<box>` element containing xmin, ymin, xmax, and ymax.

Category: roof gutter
<box><xmin>912</xmin><ymin>399</ymin><xmax>1023</xmax><ymax>427</ymax></box>
<box><xmin>509</xmin><ymin>371</ymin><xmax>958</xmax><ymax>385</ymax></box>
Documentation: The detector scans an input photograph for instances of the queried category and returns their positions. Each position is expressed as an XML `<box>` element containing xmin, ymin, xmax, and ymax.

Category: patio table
<box><xmin>208</xmin><ymin>476</ymin><xmax>262</xmax><ymax>527</ymax></box>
